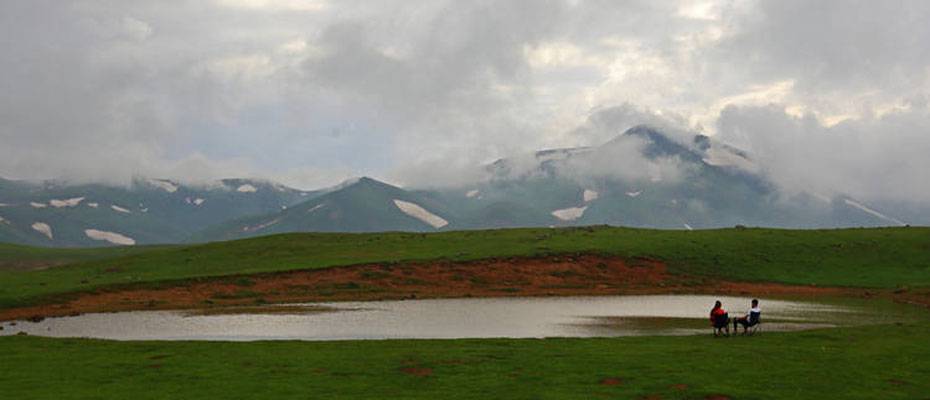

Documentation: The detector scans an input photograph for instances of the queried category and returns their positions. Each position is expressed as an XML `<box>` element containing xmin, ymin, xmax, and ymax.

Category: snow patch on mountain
<box><xmin>552</xmin><ymin>206</ymin><xmax>587</xmax><ymax>221</ymax></box>
<box><xmin>812</xmin><ymin>193</ymin><xmax>832</xmax><ymax>203</ymax></box>
<box><xmin>87</xmin><ymin>202</ymin><xmax>99</xmax><ymax>208</ymax></box>
<box><xmin>32</xmin><ymin>222</ymin><xmax>53</xmax><ymax>239</ymax></box>
<box><xmin>307</xmin><ymin>203</ymin><xmax>326</xmax><ymax>213</ymax></box>
<box><xmin>626</xmin><ymin>190</ymin><xmax>642</xmax><ymax>197</ymax></box>
<box><xmin>237</xmin><ymin>184</ymin><xmax>258</xmax><ymax>193</ymax></box>
<box><xmin>111</xmin><ymin>205</ymin><xmax>131</xmax><ymax>214</ymax></box>
<box><xmin>683</xmin><ymin>223</ymin><xmax>694</xmax><ymax>231</ymax></box>
<box><xmin>0</xmin><ymin>203</ymin><xmax>10</xmax><ymax>207</ymax></box>
<box><xmin>85</xmin><ymin>229</ymin><xmax>136</xmax><ymax>246</ymax></box>
<box><xmin>702</xmin><ymin>146</ymin><xmax>759</xmax><ymax>173</ymax></box>
<box><xmin>193</xmin><ymin>198</ymin><xmax>205</xmax><ymax>206</ymax></box>
<box><xmin>583</xmin><ymin>189</ymin><xmax>599</xmax><ymax>202</ymax></box>
<box><xmin>466</xmin><ymin>189</ymin><xmax>480</xmax><ymax>198</ymax></box>
<box><xmin>30</xmin><ymin>202</ymin><xmax>47</xmax><ymax>208</ymax></box>
<box><xmin>843</xmin><ymin>199</ymin><xmax>906</xmax><ymax>226</ymax></box>
<box><xmin>148</xmin><ymin>179</ymin><xmax>179</xmax><ymax>193</ymax></box>
<box><xmin>393</xmin><ymin>199</ymin><xmax>448</xmax><ymax>228</ymax></box>
<box><xmin>50</xmin><ymin>197</ymin><xmax>84</xmax><ymax>208</ymax></box>
<box><xmin>242</xmin><ymin>218</ymin><xmax>281</xmax><ymax>233</ymax></box>
<box><xmin>0</xmin><ymin>215</ymin><xmax>8</xmax><ymax>224</ymax></box>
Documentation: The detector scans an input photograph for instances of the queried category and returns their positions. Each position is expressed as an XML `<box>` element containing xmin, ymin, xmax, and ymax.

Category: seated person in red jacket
<box><xmin>733</xmin><ymin>299</ymin><xmax>762</xmax><ymax>334</ymax></box>
<box><xmin>709</xmin><ymin>300</ymin><xmax>730</xmax><ymax>337</ymax></box>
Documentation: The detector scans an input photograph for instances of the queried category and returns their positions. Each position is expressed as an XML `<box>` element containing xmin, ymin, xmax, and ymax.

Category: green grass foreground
<box><xmin>1</xmin><ymin>323</ymin><xmax>928</xmax><ymax>399</ymax></box>
<box><xmin>1</xmin><ymin>226</ymin><xmax>929</xmax><ymax>308</ymax></box>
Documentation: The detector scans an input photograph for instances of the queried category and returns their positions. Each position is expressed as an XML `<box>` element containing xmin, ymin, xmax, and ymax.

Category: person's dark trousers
<box><xmin>734</xmin><ymin>318</ymin><xmax>754</xmax><ymax>330</ymax></box>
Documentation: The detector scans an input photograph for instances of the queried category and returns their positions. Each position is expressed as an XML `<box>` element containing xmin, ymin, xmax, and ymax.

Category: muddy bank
<box><xmin>0</xmin><ymin>255</ymin><xmax>898</xmax><ymax>322</ymax></box>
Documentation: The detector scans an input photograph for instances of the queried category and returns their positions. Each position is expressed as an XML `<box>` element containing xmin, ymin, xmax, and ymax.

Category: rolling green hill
<box><xmin>1</xmin><ymin>226</ymin><xmax>928</xmax><ymax>309</ymax></box>
<box><xmin>0</xmin><ymin>243</ymin><xmax>165</xmax><ymax>271</ymax></box>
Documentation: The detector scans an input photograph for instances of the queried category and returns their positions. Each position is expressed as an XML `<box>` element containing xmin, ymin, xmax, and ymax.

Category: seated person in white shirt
<box><xmin>733</xmin><ymin>299</ymin><xmax>761</xmax><ymax>334</ymax></box>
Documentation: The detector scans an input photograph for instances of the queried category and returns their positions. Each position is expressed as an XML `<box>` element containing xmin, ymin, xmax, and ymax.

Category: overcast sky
<box><xmin>2</xmin><ymin>0</ymin><xmax>929</xmax><ymax>202</ymax></box>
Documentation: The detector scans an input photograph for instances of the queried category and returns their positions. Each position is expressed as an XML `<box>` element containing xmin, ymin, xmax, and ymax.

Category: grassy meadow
<box><xmin>0</xmin><ymin>243</ymin><xmax>160</xmax><ymax>271</ymax></box>
<box><xmin>2</xmin><ymin>323</ymin><xmax>929</xmax><ymax>399</ymax></box>
<box><xmin>1</xmin><ymin>226</ymin><xmax>929</xmax><ymax>309</ymax></box>
<box><xmin>2</xmin><ymin>226</ymin><xmax>930</xmax><ymax>399</ymax></box>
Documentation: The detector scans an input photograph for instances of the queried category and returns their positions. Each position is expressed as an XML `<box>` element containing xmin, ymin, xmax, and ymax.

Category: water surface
<box><xmin>0</xmin><ymin>295</ymin><xmax>887</xmax><ymax>341</ymax></box>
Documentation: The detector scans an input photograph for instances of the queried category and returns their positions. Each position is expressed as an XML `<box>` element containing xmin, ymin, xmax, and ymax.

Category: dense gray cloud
<box><xmin>718</xmin><ymin>1</ymin><xmax>930</xmax><ymax>94</ymax></box>
<box><xmin>0</xmin><ymin>0</ymin><xmax>349</xmax><ymax>186</ymax></box>
<box><xmin>0</xmin><ymin>0</ymin><xmax>928</xmax><ymax>204</ymax></box>
<box><xmin>568</xmin><ymin>103</ymin><xmax>693</xmax><ymax>145</ymax></box>
<box><xmin>717</xmin><ymin>102</ymin><xmax>930</xmax><ymax>202</ymax></box>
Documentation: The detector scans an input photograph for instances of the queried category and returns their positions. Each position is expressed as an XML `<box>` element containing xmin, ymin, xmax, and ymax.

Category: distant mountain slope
<box><xmin>0</xmin><ymin>177</ymin><xmax>312</xmax><ymax>247</ymax></box>
<box><xmin>191</xmin><ymin>126</ymin><xmax>918</xmax><ymax>244</ymax></box>
<box><xmin>191</xmin><ymin>177</ymin><xmax>455</xmax><ymax>241</ymax></box>
<box><xmin>427</xmin><ymin>125</ymin><xmax>914</xmax><ymax>231</ymax></box>
<box><xmin>3</xmin><ymin>125</ymin><xmax>923</xmax><ymax>247</ymax></box>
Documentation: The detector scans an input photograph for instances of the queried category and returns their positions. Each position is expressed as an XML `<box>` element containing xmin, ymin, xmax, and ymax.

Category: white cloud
<box><xmin>676</xmin><ymin>0</ymin><xmax>722</xmax><ymax>21</ymax></box>
<box><xmin>0</xmin><ymin>0</ymin><xmax>927</xmax><ymax>206</ymax></box>
<box><xmin>214</xmin><ymin>0</ymin><xmax>328</xmax><ymax>12</ymax></box>
<box><xmin>717</xmin><ymin>102</ymin><xmax>930</xmax><ymax>202</ymax></box>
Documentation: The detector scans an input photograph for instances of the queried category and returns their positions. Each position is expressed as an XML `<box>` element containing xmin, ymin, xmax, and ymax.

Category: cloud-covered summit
<box><xmin>1</xmin><ymin>0</ymin><xmax>928</xmax><ymax>204</ymax></box>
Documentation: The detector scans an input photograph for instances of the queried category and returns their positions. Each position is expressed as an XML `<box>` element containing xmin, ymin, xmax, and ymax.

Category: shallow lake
<box><xmin>0</xmin><ymin>295</ymin><xmax>901</xmax><ymax>341</ymax></box>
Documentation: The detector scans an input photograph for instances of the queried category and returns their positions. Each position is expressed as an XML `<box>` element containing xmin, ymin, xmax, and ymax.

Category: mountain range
<box><xmin>0</xmin><ymin>178</ymin><xmax>312</xmax><ymax>247</ymax></box>
<box><xmin>1</xmin><ymin>126</ymin><xmax>922</xmax><ymax>247</ymax></box>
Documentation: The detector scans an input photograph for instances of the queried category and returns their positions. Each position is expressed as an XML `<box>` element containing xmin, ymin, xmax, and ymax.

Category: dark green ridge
<box><xmin>1</xmin><ymin>226</ymin><xmax>929</xmax><ymax>309</ymax></box>
<box><xmin>0</xmin><ymin>243</ymin><xmax>169</xmax><ymax>271</ymax></box>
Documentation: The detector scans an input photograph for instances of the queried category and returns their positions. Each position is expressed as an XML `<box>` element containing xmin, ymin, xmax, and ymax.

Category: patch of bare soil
<box><xmin>599</xmin><ymin>377</ymin><xmax>624</xmax><ymax>386</ymax></box>
<box><xmin>0</xmin><ymin>254</ymin><xmax>880</xmax><ymax>322</ymax></box>
<box><xmin>399</xmin><ymin>367</ymin><xmax>433</xmax><ymax>377</ymax></box>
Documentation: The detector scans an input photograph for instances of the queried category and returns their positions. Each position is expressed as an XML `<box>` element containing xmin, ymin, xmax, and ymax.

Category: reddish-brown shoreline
<box><xmin>1</xmin><ymin>255</ymin><xmax>925</xmax><ymax>322</ymax></box>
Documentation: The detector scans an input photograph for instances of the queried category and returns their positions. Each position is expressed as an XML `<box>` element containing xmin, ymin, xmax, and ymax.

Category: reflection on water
<box><xmin>0</xmin><ymin>295</ymin><xmax>875</xmax><ymax>341</ymax></box>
